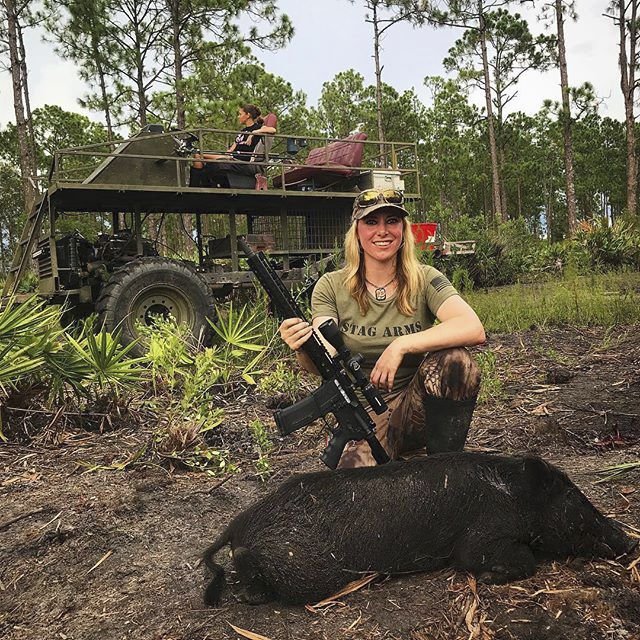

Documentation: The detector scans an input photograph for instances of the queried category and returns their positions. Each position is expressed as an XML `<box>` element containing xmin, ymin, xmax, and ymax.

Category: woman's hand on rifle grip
<box><xmin>279</xmin><ymin>318</ymin><xmax>313</xmax><ymax>351</ymax></box>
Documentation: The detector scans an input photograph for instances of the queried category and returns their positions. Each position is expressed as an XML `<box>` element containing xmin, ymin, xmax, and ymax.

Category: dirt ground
<box><xmin>1</xmin><ymin>325</ymin><xmax>639</xmax><ymax>640</ymax></box>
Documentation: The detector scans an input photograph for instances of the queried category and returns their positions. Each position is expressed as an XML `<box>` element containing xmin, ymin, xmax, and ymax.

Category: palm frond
<box><xmin>209</xmin><ymin>302</ymin><xmax>267</xmax><ymax>352</ymax></box>
<box><xmin>65</xmin><ymin>326</ymin><xmax>148</xmax><ymax>389</ymax></box>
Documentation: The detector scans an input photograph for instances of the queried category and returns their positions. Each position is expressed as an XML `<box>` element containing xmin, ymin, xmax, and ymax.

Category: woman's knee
<box><xmin>419</xmin><ymin>348</ymin><xmax>481</xmax><ymax>401</ymax></box>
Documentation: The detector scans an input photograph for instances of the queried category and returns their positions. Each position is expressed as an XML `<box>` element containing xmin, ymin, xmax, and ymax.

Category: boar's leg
<box><xmin>202</xmin><ymin>532</ymin><xmax>230</xmax><ymax>606</ymax></box>
<box><xmin>233</xmin><ymin>546</ymin><xmax>275</xmax><ymax>605</ymax></box>
<box><xmin>456</xmin><ymin>537</ymin><xmax>537</xmax><ymax>585</ymax></box>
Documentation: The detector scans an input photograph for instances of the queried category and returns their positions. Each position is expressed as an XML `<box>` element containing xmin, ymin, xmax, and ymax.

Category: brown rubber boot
<box><xmin>422</xmin><ymin>393</ymin><xmax>477</xmax><ymax>454</ymax></box>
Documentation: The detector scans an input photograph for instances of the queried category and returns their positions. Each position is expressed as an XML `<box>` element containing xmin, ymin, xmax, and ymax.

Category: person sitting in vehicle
<box><xmin>189</xmin><ymin>104</ymin><xmax>276</xmax><ymax>187</ymax></box>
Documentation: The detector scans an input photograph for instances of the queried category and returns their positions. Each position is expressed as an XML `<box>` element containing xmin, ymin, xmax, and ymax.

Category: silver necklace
<box><xmin>365</xmin><ymin>277</ymin><xmax>396</xmax><ymax>301</ymax></box>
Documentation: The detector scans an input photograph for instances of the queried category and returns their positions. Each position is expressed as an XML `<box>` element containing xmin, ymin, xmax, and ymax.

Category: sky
<box><xmin>0</xmin><ymin>0</ymin><xmax>624</xmax><ymax>130</ymax></box>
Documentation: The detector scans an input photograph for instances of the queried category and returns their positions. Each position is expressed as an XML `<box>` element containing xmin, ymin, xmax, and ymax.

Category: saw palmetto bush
<box><xmin>0</xmin><ymin>296</ymin><xmax>57</xmax><ymax>393</ymax></box>
<box><xmin>61</xmin><ymin>316</ymin><xmax>148</xmax><ymax>393</ymax></box>
<box><xmin>577</xmin><ymin>217</ymin><xmax>640</xmax><ymax>270</ymax></box>
<box><xmin>0</xmin><ymin>299</ymin><xmax>147</xmax><ymax>440</ymax></box>
<box><xmin>209</xmin><ymin>301</ymin><xmax>270</xmax><ymax>385</ymax></box>
<box><xmin>138</xmin><ymin>302</ymin><xmax>270</xmax><ymax>474</ymax></box>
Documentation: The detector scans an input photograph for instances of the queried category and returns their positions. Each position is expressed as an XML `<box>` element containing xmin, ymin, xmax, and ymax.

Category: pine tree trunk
<box><xmin>137</xmin><ymin>67</ymin><xmax>148</xmax><ymax>127</ymax></box>
<box><xmin>132</xmin><ymin>5</ymin><xmax>148</xmax><ymax>128</ymax></box>
<box><xmin>171</xmin><ymin>0</ymin><xmax>186</xmax><ymax>130</ymax></box>
<box><xmin>499</xmin><ymin>145</ymin><xmax>508</xmax><ymax>220</ymax></box>
<box><xmin>371</xmin><ymin>0</ymin><xmax>386</xmax><ymax>164</ymax></box>
<box><xmin>16</xmin><ymin>16</ymin><xmax>36</xmax><ymax>166</ymax></box>
<box><xmin>92</xmin><ymin>36</ymin><xmax>114</xmax><ymax>140</ymax></box>
<box><xmin>547</xmin><ymin>191</ymin><xmax>553</xmax><ymax>242</ymax></box>
<box><xmin>618</xmin><ymin>0</ymin><xmax>638</xmax><ymax>219</ymax></box>
<box><xmin>478</xmin><ymin>4</ymin><xmax>502</xmax><ymax>227</ymax></box>
<box><xmin>555</xmin><ymin>0</ymin><xmax>578</xmax><ymax>235</ymax></box>
<box><xmin>3</xmin><ymin>0</ymin><xmax>38</xmax><ymax>214</ymax></box>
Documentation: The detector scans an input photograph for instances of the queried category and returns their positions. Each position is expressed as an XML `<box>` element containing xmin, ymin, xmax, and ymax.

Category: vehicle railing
<box><xmin>50</xmin><ymin>128</ymin><xmax>421</xmax><ymax>198</ymax></box>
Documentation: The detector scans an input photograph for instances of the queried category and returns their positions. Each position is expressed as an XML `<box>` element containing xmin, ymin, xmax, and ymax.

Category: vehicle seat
<box><xmin>271</xmin><ymin>132</ymin><xmax>367</xmax><ymax>190</ymax></box>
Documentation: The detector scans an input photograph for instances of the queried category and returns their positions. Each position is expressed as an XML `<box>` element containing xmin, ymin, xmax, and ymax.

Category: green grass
<box><xmin>475</xmin><ymin>350</ymin><xmax>503</xmax><ymax>404</ymax></box>
<box><xmin>466</xmin><ymin>271</ymin><xmax>640</xmax><ymax>333</ymax></box>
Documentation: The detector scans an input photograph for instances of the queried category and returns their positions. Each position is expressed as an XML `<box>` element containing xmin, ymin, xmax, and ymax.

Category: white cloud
<box><xmin>1</xmin><ymin>27</ymin><xmax>95</xmax><ymax>127</ymax></box>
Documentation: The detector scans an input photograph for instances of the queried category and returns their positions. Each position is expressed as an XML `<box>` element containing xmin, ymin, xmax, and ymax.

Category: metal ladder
<box><xmin>2</xmin><ymin>195</ymin><xmax>48</xmax><ymax>298</ymax></box>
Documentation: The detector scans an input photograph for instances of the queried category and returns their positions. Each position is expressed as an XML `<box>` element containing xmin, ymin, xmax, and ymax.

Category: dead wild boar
<box><xmin>203</xmin><ymin>452</ymin><xmax>636</xmax><ymax>605</ymax></box>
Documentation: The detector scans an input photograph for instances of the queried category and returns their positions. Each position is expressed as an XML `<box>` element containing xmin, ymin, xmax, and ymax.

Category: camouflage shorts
<box><xmin>337</xmin><ymin>347</ymin><xmax>481</xmax><ymax>469</ymax></box>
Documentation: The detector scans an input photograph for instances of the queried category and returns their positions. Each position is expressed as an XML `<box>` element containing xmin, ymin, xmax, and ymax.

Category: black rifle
<box><xmin>239</xmin><ymin>237</ymin><xmax>390</xmax><ymax>469</ymax></box>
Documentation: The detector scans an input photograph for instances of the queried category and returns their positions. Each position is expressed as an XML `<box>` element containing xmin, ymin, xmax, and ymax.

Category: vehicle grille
<box><xmin>34</xmin><ymin>239</ymin><xmax>53</xmax><ymax>279</ymax></box>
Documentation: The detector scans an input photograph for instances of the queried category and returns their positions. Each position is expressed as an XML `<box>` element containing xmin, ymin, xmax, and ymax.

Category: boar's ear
<box><xmin>523</xmin><ymin>456</ymin><xmax>569</xmax><ymax>496</ymax></box>
<box><xmin>523</xmin><ymin>457</ymin><xmax>554</xmax><ymax>488</ymax></box>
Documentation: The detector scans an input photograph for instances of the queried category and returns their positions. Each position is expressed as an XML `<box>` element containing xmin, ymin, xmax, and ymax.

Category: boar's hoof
<box><xmin>476</xmin><ymin>564</ymin><xmax>533</xmax><ymax>585</ymax></box>
<box><xmin>239</xmin><ymin>588</ymin><xmax>274</xmax><ymax>605</ymax></box>
<box><xmin>463</xmin><ymin>541</ymin><xmax>536</xmax><ymax>585</ymax></box>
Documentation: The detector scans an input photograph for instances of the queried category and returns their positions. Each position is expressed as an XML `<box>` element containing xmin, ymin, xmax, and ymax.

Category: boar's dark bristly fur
<box><xmin>202</xmin><ymin>452</ymin><xmax>636</xmax><ymax>605</ymax></box>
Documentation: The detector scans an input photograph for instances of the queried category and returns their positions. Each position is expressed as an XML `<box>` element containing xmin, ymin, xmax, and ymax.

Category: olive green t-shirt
<box><xmin>311</xmin><ymin>265</ymin><xmax>458</xmax><ymax>397</ymax></box>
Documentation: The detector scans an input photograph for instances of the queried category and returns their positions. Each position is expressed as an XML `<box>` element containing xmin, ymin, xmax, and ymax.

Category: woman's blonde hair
<box><xmin>343</xmin><ymin>215</ymin><xmax>425</xmax><ymax>316</ymax></box>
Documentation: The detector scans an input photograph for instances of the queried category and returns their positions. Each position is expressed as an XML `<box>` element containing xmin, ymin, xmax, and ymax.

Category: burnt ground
<box><xmin>1</xmin><ymin>325</ymin><xmax>639</xmax><ymax>640</ymax></box>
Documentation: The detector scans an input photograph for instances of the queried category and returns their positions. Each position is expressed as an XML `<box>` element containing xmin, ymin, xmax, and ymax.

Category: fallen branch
<box><xmin>228</xmin><ymin>622</ymin><xmax>271</xmax><ymax>640</ymax></box>
<box><xmin>305</xmin><ymin>573</ymin><xmax>379</xmax><ymax>611</ymax></box>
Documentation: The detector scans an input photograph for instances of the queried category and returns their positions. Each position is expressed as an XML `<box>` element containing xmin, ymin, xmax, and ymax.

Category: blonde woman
<box><xmin>280</xmin><ymin>189</ymin><xmax>486</xmax><ymax>468</ymax></box>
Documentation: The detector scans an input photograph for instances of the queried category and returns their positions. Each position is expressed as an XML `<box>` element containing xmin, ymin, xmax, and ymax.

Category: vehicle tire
<box><xmin>96</xmin><ymin>258</ymin><xmax>215</xmax><ymax>356</ymax></box>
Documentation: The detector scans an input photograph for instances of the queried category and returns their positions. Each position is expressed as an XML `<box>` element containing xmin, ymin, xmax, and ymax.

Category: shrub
<box><xmin>576</xmin><ymin>217</ymin><xmax>640</xmax><ymax>270</ymax></box>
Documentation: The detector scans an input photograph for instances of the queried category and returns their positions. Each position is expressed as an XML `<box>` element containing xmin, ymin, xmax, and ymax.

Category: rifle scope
<box><xmin>318</xmin><ymin>319</ymin><xmax>387</xmax><ymax>415</ymax></box>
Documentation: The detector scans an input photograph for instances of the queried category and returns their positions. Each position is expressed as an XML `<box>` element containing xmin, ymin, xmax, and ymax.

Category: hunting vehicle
<box><xmin>2</xmin><ymin>121</ymin><xmax>474</xmax><ymax>351</ymax></box>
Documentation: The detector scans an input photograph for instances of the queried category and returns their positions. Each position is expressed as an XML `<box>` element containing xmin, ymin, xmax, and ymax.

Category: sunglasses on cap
<box><xmin>354</xmin><ymin>189</ymin><xmax>404</xmax><ymax>208</ymax></box>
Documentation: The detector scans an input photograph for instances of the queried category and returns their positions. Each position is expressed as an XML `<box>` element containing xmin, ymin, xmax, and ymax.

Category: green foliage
<box><xmin>0</xmin><ymin>105</ymin><xmax>108</xmax><ymax>265</ymax></box>
<box><xmin>178</xmin><ymin>444</ymin><xmax>237</xmax><ymax>476</ymax></box>
<box><xmin>438</xmin><ymin>218</ymin><xmax>540</xmax><ymax>289</ymax></box>
<box><xmin>0</xmin><ymin>105</ymin><xmax>106</xmax><ymax>175</ymax></box>
<box><xmin>576</xmin><ymin>217</ymin><xmax>640</xmax><ymax>269</ymax></box>
<box><xmin>444</xmin><ymin>9</ymin><xmax>556</xmax><ymax>111</ymax></box>
<box><xmin>594</xmin><ymin>461</ymin><xmax>640</xmax><ymax>484</ymax></box>
<box><xmin>475</xmin><ymin>350</ymin><xmax>503</xmax><ymax>404</ymax></box>
<box><xmin>257</xmin><ymin>359</ymin><xmax>303</xmax><ymax>402</ymax></box>
<box><xmin>0</xmin><ymin>296</ymin><xmax>55</xmax><ymax>391</ymax></box>
<box><xmin>182</xmin><ymin>55</ymin><xmax>309</xmax><ymax>135</ymax></box>
<box><xmin>432</xmin><ymin>216</ymin><xmax>639</xmax><ymax>291</ymax></box>
<box><xmin>249</xmin><ymin>418</ymin><xmax>274</xmax><ymax>481</ymax></box>
<box><xmin>138</xmin><ymin>309</ymin><xmax>269</xmax><ymax>474</ymax></box>
<box><xmin>138</xmin><ymin>317</ymin><xmax>230</xmax><ymax>473</ymax></box>
<box><xmin>0</xmin><ymin>163</ymin><xmax>25</xmax><ymax>274</ymax></box>
<box><xmin>139</xmin><ymin>317</ymin><xmax>194</xmax><ymax>392</ymax></box>
<box><xmin>310</xmin><ymin>69</ymin><xmax>426</xmax><ymax>163</ymax></box>
<box><xmin>451</xmin><ymin>265</ymin><xmax>474</xmax><ymax>292</ymax></box>
<box><xmin>420</xmin><ymin>77</ymin><xmax>484</xmax><ymax>216</ymax></box>
<box><xmin>141</xmin><ymin>304</ymin><xmax>268</xmax><ymax>394</ymax></box>
<box><xmin>467</xmin><ymin>272</ymin><xmax>640</xmax><ymax>333</ymax></box>
<box><xmin>63</xmin><ymin>317</ymin><xmax>148</xmax><ymax>391</ymax></box>
<box><xmin>209</xmin><ymin>301</ymin><xmax>269</xmax><ymax>385</ymax></box>
<box><xmin>0</xmin><ymin>299</ymin><xmax>147</xmax><ymax>442</ymax></box>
